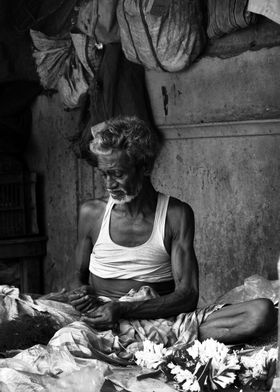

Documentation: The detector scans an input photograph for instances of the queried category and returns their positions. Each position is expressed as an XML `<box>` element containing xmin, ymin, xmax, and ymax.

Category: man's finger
<box><xmin>70</xmin><ymin>286</ymin><xmax>89</xmax><ymax>295</ymax></box>
<box><xmin>81</xmin><ymin>303</ymin><xmax>99</xmax><ymax>313</ymax></box>
<box><xmin>69</xmin><ymin>292</ymin><xmax>87</xmax><ymax>300</ymax></box>
<box><xmin>81</xmin><ymin>314</ymin><xmax>103</xmax><ymax>323</ymax></box>
<box><xmin>69</xmin><ymin>295</ymin><xmax>84</xmax><ymax>303</ymax></box>
<box><xmin>69</xmin><ymin>295</ymin><xmax>89</xmax><ymax>306</ymax></box>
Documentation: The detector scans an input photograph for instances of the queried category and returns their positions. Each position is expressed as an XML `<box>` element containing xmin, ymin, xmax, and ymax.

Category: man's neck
<box><xmin>113</xmin><ymin>180</ymin><xmax>157</xmax><ymax>218</ymax></box>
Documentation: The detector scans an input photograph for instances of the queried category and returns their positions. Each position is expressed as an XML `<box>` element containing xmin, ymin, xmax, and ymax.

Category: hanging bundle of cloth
<box><xmin>206</xmin><ymin>0</ymin><xmax>258</xmax><ymax>40</ymax></box>
<box><xmin>28</xmin><ymin>0</ymin><xmax>156</xmax><ymax>158</ymax></box>
<box><xmin>116</xmin><ymin>0</ymin><xmax>206</xmax><ymax>72</ymax></box>
<box><xmin>76</xmin><ymin>0</ymin><xmax>120</xmax><ymax>44</ymax></box>
<box><xmin>30</xmin><ymin>30</ymin><xmax>103</xmax><ymax>109</ymax></box>
<box><xmin>28</xmin><ymin>0</ymin><xmax>120</xmax><ymax>109</ymax></box>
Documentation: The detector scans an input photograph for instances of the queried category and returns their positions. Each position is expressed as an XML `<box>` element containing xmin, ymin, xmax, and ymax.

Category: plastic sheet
<box><xmin>216</xmin><ymin>275</ymin><xmax>279</xmax><ymax>305</ymax></box>
<box><xmin>0</xmin><ymin>345</ymin><xmax>108</xmax><ymax>392</ymax></box>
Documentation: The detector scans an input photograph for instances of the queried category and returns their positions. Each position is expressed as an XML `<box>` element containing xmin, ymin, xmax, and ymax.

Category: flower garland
<box><xmin>134</xmin><ymin>338</ymin><xmax>278</xmax><ymax>391</ymax></box>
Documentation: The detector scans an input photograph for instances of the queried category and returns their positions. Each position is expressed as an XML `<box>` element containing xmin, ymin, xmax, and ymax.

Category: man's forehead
<box><xmin>97</xmin><ymin>149</ymin><xmax>131</xmax><ymax>169</ymax></box>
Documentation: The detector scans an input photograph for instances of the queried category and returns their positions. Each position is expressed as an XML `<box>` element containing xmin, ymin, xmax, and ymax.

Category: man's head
<box><xmin>89</xmin><ymin>116</ymin><xmax>160</xmax><ymax>203</ymax></box>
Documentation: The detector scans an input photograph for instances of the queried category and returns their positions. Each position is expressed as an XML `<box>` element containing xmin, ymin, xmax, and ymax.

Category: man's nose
<box><xmin>106</xmin><ymin>176</ymin><xmax>117</xmax><ymax>189</ymax></box>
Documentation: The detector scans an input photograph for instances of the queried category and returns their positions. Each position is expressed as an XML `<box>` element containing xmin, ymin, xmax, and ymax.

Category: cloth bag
<box><xmin>207</xmin><ymin>0</ymin><xmax>258</xmax><ymax>39</ymax></box>
<box><xmin>117</xmin><ymin>0</ymin><xmax>206</xmax><ymax>72</ymax></box>
<box><xmin>30</xmin><ymin>30</ymin><xmax>102</xmax><ymax>109</ymax></box>
<box><xmin>76</xmin><ymin>0</ymin><xmax>120</xmax><ymax>44</ymax></box>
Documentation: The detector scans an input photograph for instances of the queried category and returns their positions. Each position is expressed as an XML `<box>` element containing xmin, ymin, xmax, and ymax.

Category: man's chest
<box><xmin>109</xmin><ymin>213</ymin><xmax>155</xmax><ymax>247</ymax></box>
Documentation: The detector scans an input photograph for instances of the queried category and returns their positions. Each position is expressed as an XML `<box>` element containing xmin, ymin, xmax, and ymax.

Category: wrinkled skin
<box><xmin>68</xmin><ymin>285</ymin><xmax>104</xmax><ymax>313</ymax></box>
<box><xmin>81</xmin><ymin>302</ymin><xmax>121</xmax><ymax>330</ymax></box>
<box><xmin>69</xmin><ymin>285</ymin><xmax>121</xmax><ymax>330</ymax></box>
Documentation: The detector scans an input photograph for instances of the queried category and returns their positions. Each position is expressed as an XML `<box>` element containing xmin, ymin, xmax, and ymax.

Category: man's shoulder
<box><xmin>79</xmin><ymin>197</ymin><xmax>109</xmax><ymax>220</ymax></box>
<box><xmin>166</xmin><ymin>195</ymin><xmax>195</xmax><ymax>225</ymax></box>
<box><xmin>166</xmin><ymin>195</ymin><xmax>193</xmax><ymax>214</ymax></box>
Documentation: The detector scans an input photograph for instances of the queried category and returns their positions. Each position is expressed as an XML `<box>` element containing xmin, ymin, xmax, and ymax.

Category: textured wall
<box><xmin>146</xmin><ymin>47</ymin><xmax>280</xmax><ymax>124</ymax></box>
<box><xmin>25</xmin><ymin>95</ymin><xmax>95</xmax><ymax>292</ymax></box>
<box><xmin>152</xmin><ymin>123</ymin><xmax>280</xmax><ymax>304</ymax></box>
<box><xmin>147</xmin><ymin>46</ymin><xmax>280</xmax><ymax>304</ymax></box>
<box><xmin>27</xmin><ymin>46</ymin><xmax>280</xmax><ymax>301</ymax></box>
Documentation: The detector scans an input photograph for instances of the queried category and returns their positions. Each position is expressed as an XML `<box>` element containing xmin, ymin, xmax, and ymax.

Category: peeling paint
<box><xmin>161</xmin><ymin>86</ymin><xmax>168</xmax><ymax>116</ymax></box>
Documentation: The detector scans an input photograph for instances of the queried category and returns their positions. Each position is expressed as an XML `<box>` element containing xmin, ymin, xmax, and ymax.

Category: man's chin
<box><xmin>110</xmin><ymin>193</ymin><xmax>136</xmax><ymax>204</ymax></box>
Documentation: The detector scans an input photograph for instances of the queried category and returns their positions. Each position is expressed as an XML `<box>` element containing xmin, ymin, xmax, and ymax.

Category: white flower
<box><xmin>239</xmin><ymin>347</ymin><xmax>278</xmax><ymax>384</ymax></box>
<box><xmin>134</xmin><ymin>340</ymin><xmax>168</xmax><ymax>369</ymax></box>
<box><xmin>187</xmin><ymin>339</ymin><xmax>240</xmax><ymax>390</ymax></box>
<box><xmin>187</xmin><ymin>339</ymin><xmax>230</xmax><ymax>366</ymax></box>
<box><xmin>266</xmin><ymin>347</ymin><xmax>278</xmax><ymax>362</ymax></box>
<box><xmin>168</xmin><ymin>362</ymin><xmax>200</xmax><ymax>391</ymax></box>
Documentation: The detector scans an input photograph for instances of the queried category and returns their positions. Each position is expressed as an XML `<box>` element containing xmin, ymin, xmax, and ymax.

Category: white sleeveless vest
<box><xmin>89</xmin><ymin>193</ymin><xmax>173</xmax><ymax>282</ymax></box>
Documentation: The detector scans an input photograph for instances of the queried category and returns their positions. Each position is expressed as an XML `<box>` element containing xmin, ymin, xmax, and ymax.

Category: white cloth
<box><xmin>248</xmin><ymin>0</ymin><xmax>280</xmax><ymax>25</ymax></box>
<box><xmin>89</xmin><ymin>193</ymin><xmax>173</xmax><ymax>282</ymax></box>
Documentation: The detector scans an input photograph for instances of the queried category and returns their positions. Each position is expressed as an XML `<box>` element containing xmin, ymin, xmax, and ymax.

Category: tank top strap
<box><xmin>154</xmin><ymin>193</ymin><xmax>170</xmax><ymax>241</ymax></box>
<box><xmin>99</xmin><ymin>196</ymin><xmax>115</xmax><ymax>237</ymax></box>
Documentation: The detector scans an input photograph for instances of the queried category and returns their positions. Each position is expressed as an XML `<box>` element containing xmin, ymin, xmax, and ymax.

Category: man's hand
<box><xmin>68</xmin><ymin>285</ymin><xmax>102</xmax><ymax>313</ymax></box>
<box><xmin>81</xmin><ymin>302</ymin><xmax>121</xmax><ymax>330</ymax></box>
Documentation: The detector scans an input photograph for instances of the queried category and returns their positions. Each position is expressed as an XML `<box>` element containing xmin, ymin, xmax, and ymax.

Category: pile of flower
<box><xmin>134</xmin><ymin>339</ymin><xmax>278</xmax><ymax>391</ymax></box>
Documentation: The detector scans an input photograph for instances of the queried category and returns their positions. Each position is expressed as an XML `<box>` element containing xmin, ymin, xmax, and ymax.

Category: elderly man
<box><xmin>69</xmin><ymin>116</ymin><xmax>276</xmax><ymax>344</ymax></box>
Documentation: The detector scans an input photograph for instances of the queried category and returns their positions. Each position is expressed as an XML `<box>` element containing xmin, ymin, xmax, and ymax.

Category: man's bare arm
<box><xmin>73</xmin><ymin>203</ymin><xmax>94</xmax><ymax>286</ymax></box>
<box><xmin>82</xmin><ymin>201</ymin><xmax>199</xmax><ymax>326</ymax></box>
<box><xmin>70</xmin><ymin>201</ymin><xmax>105</xmax><ymax>312</ymax></box>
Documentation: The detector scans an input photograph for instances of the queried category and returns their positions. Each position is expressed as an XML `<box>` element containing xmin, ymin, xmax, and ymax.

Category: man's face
<box><xmin>97</xmin><ymin>149</ymin><xmax>143</xmax><ymax>204</ymax></box>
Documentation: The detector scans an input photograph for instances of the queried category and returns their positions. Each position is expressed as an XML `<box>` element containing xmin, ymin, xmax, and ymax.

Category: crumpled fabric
<box><xmin>117</xmin><ymin>0</ymin><xmax>206</xmax><ymax>72</ymax></box>
<box><xmin>76</xmin><ymin>0</ymin><xmax>120</xmax><ymax>44</ymax></box>
<box><xmin>30</xmin><ymin>30</ymin><xmax>102</xmax><ymax>108</ymax></box>
<box><xmin>0</xmin><ymin>284</ymin><xmax>221</xmax><ymax>391</ymax></box>
<box><xmin>206</xmin><ymin>0</ymin><xmax>257</xmax><ymax>40</ymax></box>
<box><xmin>1</xmin><ymin>281</ymin><xmax>277</xmax><ymax>391</ymax></box>
<box><xmin>0</xmin><ymin>285</ymin><xmax>80</xmax><ymax>326</ymax></box>
<box><xmin>30</xmin><ymin>30</ymin><xmax>72</xmax><ymax>89</ymax></box>
<box><xmin>0</xmin><ymin>284</ymin><xmax>221</xmax><ymax>359</ymax></box>
<box><xmin>44</xmin><ymin>286</ymin><xmax>223</xmax><ymax>362</ymax></box>
<box><xmin>0</xmin><ymin>286</ymin><xmax>43</xmax><ymax>323</ymax></box>
<box><xmin>216</xmin><ymin>274</ymin><xmax>279</xmax><ymax>305</ymax></box>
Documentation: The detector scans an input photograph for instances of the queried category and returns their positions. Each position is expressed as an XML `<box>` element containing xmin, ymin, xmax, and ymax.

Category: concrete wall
<box><xmin>147</xmin><ymin>46</ymin><xmax>280</xmax><ymax>304</ymax></box>
<box><xmin>27</xmin><ymin>45</ymin><xmax>280</xmax><ymax>303</ymax></box>
<box><xmin>152</xmin><ymin>122</ymin><xmax>280</xmax><ymax>304</ymax></box>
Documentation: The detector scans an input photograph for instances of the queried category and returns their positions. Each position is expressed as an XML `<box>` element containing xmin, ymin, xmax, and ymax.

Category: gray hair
<box><xmin>89</xmin><ymin>116</ymin><xmax>161</xmax><ymax>173</ymax></box>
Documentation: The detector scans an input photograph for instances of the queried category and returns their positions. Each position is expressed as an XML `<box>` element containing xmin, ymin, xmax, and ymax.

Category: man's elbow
<box><xmin>179</xmin><ymin>288</ymin><xmax>199</xmax><ymax>313</ymax></box>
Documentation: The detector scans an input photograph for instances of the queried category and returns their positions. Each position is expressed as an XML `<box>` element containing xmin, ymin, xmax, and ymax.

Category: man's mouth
<box><xmin>108</xmin><ymin>190</ymin><xmax>125</xmax><ymax>199</ymax></box>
